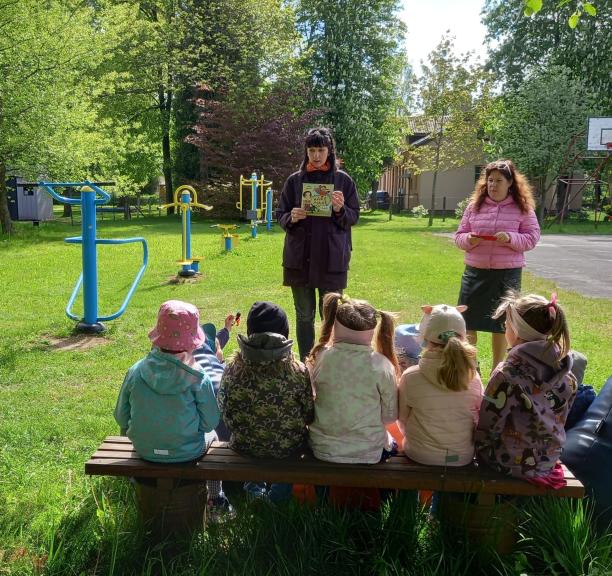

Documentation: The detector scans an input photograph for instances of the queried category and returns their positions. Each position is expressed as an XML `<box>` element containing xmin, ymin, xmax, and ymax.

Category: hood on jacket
<box><xmin>508</xmin><ymin>340</ymin><xmax>573</xmax><ymax>389</ymax></box>
<box><xmin>137</xmin><ymin>348</ymin><xmax>205</xmax><ymax>395</ymax></box>
<box><xmin>237</xmin><ymin>332</ymin><xmax>294</xmax><ymax>364</ymax></box>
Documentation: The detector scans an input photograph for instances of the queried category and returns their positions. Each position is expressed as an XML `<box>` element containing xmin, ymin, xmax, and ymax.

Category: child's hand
<box><xmin>215</xmin><ymin>339</ymin><xmax>224</xmax><ymax>362</ymax></box>
<box><xmin>224</xmin><ymin>314</ymin><xmax>236</xmax><ymax>331</ymax></box>
<box><xmin>495</xmin><ymin>231</ymin><xmax>510</xmax><ymax>243</ymax></box>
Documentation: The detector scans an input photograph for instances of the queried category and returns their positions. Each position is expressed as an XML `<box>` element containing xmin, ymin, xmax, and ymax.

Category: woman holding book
<box><xmin>454</xmin><ymin>159</ymin><xmax>540</xmax><ymax>369</ymax></box>
<box><xmin>277</xmin><ymin>127</ymin><xmax>360</xmax><ymax>360</ymax></box>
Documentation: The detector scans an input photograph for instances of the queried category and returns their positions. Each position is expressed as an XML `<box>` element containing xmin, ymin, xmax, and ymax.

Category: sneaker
<box><xmin>206</xmin><ymin>494</ymin><xmax>236</xmax><ymax>523</ymax></box>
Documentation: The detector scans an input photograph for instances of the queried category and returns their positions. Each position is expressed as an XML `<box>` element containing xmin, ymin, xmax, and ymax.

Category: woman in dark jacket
<box><xmin>276</xmin><ymin>127</ymin><xmax>360</xmax><ymax>360</ymax></box>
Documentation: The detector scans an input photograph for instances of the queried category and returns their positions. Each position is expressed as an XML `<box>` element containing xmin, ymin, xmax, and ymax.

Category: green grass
<box><xmin>1</xmin><ymin>212</ymin><xmax>611</xmax><ymax>575</ymax></box>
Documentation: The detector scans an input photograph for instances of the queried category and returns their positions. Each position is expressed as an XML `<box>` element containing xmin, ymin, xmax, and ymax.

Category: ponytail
<box><xmin>375</xmin><ymin>310</ymin><xmax>400</xmax><ymax>377</ymax></box>
<box><xmin>307</xmin><ymin>292</ymin><xmax>340</xmax><ymax>367</ymax></box>
<box><xmin>438</xmin><ymin>336</ymin><xmax>477</xmax><ymax>391</ymax></box>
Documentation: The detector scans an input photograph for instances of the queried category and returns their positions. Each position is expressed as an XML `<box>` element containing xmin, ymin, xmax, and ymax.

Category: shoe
<box><xmin>206</xmin><ymin>494</ymin><xmax>236</xmax><ymax>523</ymax></box>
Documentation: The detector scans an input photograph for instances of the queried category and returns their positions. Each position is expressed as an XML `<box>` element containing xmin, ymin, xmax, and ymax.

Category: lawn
<box><xmin>1</xmin><ymin>211</ymin><xmax>611</xmax><ymax>575</ymax></box>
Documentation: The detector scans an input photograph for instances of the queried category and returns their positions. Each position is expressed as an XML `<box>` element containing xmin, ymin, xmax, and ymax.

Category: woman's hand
<box><xmin>495</xmin><ymin>231</ymin><xmax>510</xmax><ymax>244</ymax></box>
<box><xmin>291</xmin><ymin>207</ymin><xmax>307</xmax><ymax>223</ymax></box>
<box><xmin>332</xmin><ymin>190</ymin><xmax>344</xmax><ymax>213</ymax></box>
<box><xmin>468</xmin><ymin>233</ymin><xmax>482</xmax><ymax>246</ymax></box>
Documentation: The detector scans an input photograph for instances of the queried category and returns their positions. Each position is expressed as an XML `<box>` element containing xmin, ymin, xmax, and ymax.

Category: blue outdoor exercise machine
<box><xmin>160</xmin><ymin>185</ymin><xmax>212</xmax><ymax>277</ymax></box>
<box><xmin>26</xmin><ymin>180</ymin><xmax>148</xmax><ymax>334</ymax></box>
<box><xmin>237</xmin><ymin>172</ymin><xmax>273</xmax><ymax>238</ymax></box>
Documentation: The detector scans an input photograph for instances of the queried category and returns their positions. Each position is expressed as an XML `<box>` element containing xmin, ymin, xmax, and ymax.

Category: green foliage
<box><xmin>408</xmin><ymin>36</ymin><xmax>492</xmax><ymax>225</ymax></box>
<box><xmin>411</xmin><ymin>204</ymin><xmax>429</xmax><ymax>218</ymax></box>
<box><xmin>483</xmin><ymin>65</ymin><xmax>601</xmax><ymax>208</ymax></box>
<box><xmin>455</xmin><ymin>197</ymin><xmax>470</xmax><ymax>219</ymax></box>
<box><xmin>296</xmin><ymin>0</ymin><xmax>408</xmax><ymax>194</ymax></box>
<box><xmin>484</xmin><ymin>0</ymin><xmax>611</xmax><ymax>107</ymax></box>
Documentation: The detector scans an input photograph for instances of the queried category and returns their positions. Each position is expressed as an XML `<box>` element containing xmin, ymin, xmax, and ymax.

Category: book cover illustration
<box><xmin>302</xmin><ymin>183</ymin><xmax>333</xmax><ymax>217</ymax></box>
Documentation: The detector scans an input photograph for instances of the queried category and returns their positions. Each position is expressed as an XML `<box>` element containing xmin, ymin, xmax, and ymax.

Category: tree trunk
<box><xmin>0</xmin><ymin>159</ymin><xmax>12</xmax><ymax>234</ymax></box>
<box><xmin>160</xmin><ymin>84</ymin><xmax>174</xmax><ymax>214</ymax></box>
<box><xmin>428</xmin><ymin>133</ymin><xmax>443</xmax><ymax>227</ymax></box>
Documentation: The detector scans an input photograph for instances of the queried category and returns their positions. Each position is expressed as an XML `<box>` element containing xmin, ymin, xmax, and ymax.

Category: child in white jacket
<box><xmin>398</xmin><ymin>304</ymin><xmax>483</xmax><ymax>466</ymax></box>
<box><xmin>307</xmin><ymin>293</ymin><xmax>399</xmax><ymax>464</ymax></box>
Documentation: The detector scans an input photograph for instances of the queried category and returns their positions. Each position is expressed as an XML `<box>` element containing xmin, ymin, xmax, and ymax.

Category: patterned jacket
<box><xmin>454</xmin><ymin>196</ymin><xmax>540</xmax><ymax>269</ymax></box>
<box><xmin>308</xmin><ymin>342</ymin><xmax>398</xmax><ymax>464</ymax></box>
<box><xmin>475</xmin><ymin>341</ymin><xmax>576</xmax><ymax>479</ymax></box>
<box><xmin>218</xmin><ymin>332</ymin><xmax>314</xmax><ymax>458</ymax></box>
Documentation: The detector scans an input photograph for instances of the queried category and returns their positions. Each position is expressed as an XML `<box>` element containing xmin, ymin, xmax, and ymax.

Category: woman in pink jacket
<box><xmin>455</xmin><ymin>159</ymin><xmax>540</xmax><ymax>369</ymax></box>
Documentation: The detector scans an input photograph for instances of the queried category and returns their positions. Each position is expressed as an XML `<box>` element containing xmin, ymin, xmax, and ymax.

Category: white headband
<box><xmin>506</xmin><ymin>306</ymin><xmax>548</xmax><ymax>342</ymax></box>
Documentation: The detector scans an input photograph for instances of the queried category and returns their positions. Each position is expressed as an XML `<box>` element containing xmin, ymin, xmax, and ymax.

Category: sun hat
<box><xmin>394</xmin><ymin>323</ymin><xmax>422</xmax><ymax>360</ymax></box>
<box><xmin>419</xmin><ymin>304</ymin><xmax>467</xmax><ymax>345</ymax></box>
<box><xmin>148</xmin><ymin>300</ymin><xmax>206</xmax><ymax>352</ymax></box>
<box><xmin>246</xmin><ymin>301</ymin><xmax>289</xmax><ymax>338</ymax></box>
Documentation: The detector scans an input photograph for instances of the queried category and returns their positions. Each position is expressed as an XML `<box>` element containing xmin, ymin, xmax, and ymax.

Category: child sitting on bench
<box><xmin>113</xmin><ymin>300</ymin><xmax>223</xmax><ymax>511</ymax></box>
<box><xmin>307</xmin><ymin>293</ymin><xmax>399</xmax><ymax>464</ymax></box>
<box><xmin>397</xmin><ymin>304</ymin><xmax>483</xmax><ymax>467</ymax></box>
<box><xmin>475</xmin><ymin>292</ymin><xmax>576</xmax><ymax>487</ymax></box>
<box><xmin>218</xmin><ymin>301</ymin><xmax>314</xmax><ymax>503</ymax></box>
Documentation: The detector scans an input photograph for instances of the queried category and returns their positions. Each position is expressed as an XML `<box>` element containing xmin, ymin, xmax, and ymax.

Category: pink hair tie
<box><xmin>548</xmin><ymin>293</ymin><xmax>558</xmax><ymax>319</ymax></box>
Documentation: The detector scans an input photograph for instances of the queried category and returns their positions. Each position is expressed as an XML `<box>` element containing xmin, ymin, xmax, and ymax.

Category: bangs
<box><xmin>305</xmin><ymin>132</ymin><xmax>331</xmax><ymax>149</ymax></box>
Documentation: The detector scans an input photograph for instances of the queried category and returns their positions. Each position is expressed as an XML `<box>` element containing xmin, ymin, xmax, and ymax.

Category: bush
<box><xmin>411</xmin><ymin>205</ymin><xmax>429</xmax><ymax>218</ymax></box>
<box><xmin>455</xmin><ymin>197</ymin><xmax>470</xmax><ymax>219</ymax></box>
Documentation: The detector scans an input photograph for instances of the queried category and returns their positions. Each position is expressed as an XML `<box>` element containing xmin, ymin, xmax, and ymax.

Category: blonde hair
<box><xmin>308</xmin><ymin>293</ymin><xmax>400</xmax><ymax>376</ymax></box>
<box><xmin>493</xmin><ymin>290</ymin><xmax>571</xmax><ymax>359</ymax></box>
<box><xmin>470</xmin><ymin>159</ymin><xmax>535</xmax><ymax>214</ymax></box>
<box><xmin>429</xmin><ymin>337</ymin><xmax>477</xmax><ymax>392</ymax></box>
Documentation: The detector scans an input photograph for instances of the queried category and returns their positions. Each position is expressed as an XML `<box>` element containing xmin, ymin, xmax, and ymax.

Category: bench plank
<box><xmin>86</xmin><ymin>437</ymin><xmax>584</xmax><ymax>499</ymax></box>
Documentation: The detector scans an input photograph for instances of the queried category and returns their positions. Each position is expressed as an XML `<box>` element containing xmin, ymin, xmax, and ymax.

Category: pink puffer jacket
<box><xmin>454</xmin><ymin>196</ymin><xmax>540</xmax><ymax>269</ymax></box>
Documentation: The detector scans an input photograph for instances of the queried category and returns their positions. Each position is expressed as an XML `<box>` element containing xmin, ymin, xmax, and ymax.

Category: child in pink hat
<box><xmin>114</xmin><ymin>300</ymin><xmax>224</xmax><ymax>511</ymax></box>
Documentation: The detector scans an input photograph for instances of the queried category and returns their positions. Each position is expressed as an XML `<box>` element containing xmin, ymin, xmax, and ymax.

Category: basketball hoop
<box><xmin>607</xmin><ymin>142</ymin><xmax>612</xmax><ymax>151</ymax></box>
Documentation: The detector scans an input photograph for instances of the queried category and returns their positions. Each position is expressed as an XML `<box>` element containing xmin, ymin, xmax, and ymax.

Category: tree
<box><xmin>483</xmin><ymin>65</ymin><xmax>601</xmax><ymax>220</ymax></box>
<box><xmin>95</xmin><ymin>0</ymin><xmax>297</xmax><ymax>206</ymax></box>
<box><xmin>187</xmin><ymin>83</ymin><xmax>324</xmax><ymax>186</ymax></box>
<box><xmin>0</xmin><ymin>0</ymin><xmax>106</xmax><ymax>234</ymax></box>
<box><xmin>410</xmin><ymin>37</ymin><xmax>493</xmax><ymax>226</ymax></box>
<box><xmin>521</xmin><ymin>0</ymin><xmax>598</xmax><ymax>28</ymax></box>
<box><xmin>482</xmin><ymin>0</ymin><xmax>611</xmax><ymax>107</ymax></box>
<box><xmin>295</xmin><ymin>0</ymin><xmax>407</xmax><ymax>195</ymax></box>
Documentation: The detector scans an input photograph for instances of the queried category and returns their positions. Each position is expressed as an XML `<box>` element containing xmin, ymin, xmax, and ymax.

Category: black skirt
<box><xmin>458</xmin><ymin>266</ymin><xmax>522</xmax><ymax>333</ymax></box>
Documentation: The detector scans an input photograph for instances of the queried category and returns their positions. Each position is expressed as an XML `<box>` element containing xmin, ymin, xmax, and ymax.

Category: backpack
<box><xmin>562</xmin><ymin>375</ymin><xmax>612</xmax><ymax>532</ymax></box>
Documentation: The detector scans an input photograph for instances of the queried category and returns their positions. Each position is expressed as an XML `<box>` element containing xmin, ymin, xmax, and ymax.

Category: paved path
<box><xmin>525</xmin><ymin>235</ymin><xmax>612</xmax><ymax>299</ymax></box>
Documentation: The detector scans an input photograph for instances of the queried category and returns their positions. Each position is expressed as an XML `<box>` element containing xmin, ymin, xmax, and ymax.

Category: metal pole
<box><xmin>443</xmin><ymin>197</ymin><xmax>446</xmax><ymax>222</ymax></box>
<box><xmin>251</xmin><ymin>171</ymin><xmax>258</xmax><ymax>238</ymax></box>
<box><xmin>79</xmin><ymin>188</ymin><xmax>103</xmax><ymax>332</ymax></box>
<box><xmin>266</xmin><ymin>188</ymin><xmax>273</xmax><ymax>231</ymax></box>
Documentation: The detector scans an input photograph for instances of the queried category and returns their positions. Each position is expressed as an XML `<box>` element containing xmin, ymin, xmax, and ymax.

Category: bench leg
<box><xmin>133</xmin><ymin>478</ymin><xmax>206</xmax><ymax>538</ymax></box>
<box><xmin>439</xmin><ymin>492</ymin><xmax>518</xmax><ymax>555</ymax></box>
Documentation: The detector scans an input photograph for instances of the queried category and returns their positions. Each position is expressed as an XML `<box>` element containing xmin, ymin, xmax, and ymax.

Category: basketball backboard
<box><xmin>587</xmin><ymin>117</ymin><xmax>612</xmax><ymax>151</ymax></box>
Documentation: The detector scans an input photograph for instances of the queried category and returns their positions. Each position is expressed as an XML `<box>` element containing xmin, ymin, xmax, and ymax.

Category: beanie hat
<box><xmin>148</xmin><ymin>300</ymin><xmax>205</xmax><ymax>352</ymax></box>
<box><xmin>394</xmin><ymin>324</ymin><xmax>422</xmax><ymax>360</ymax></box>
<box><xmin>247</xmin><ymin>301</ymin><xmax>289</xmax><ymax>338</ymax></box>
<box><xmin>419</xmin><ymin>304</ymin><xmax>467</xmax><ymax>345</ymax></box>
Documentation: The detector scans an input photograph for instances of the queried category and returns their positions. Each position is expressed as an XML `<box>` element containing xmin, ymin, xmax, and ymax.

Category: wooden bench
<box><xmin>86</xmin><ymin>436</ymin><xmax>584</xmax><ymax>548</ymax></box>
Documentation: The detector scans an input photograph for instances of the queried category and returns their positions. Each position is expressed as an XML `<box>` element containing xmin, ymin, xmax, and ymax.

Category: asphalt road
<box><xmin>525</xmin><ymin>235</ymin><xmax>612</xmax><ymax>298</ymax></box>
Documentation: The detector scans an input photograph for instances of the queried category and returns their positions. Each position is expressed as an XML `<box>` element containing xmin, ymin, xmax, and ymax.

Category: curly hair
<box><xmin>470</xmin><ymin>159</ymin><xmax>535</xmax><ymax>214</ymax></box>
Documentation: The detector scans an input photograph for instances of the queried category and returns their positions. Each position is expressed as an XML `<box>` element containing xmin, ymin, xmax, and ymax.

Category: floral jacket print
<box><xmin>218</xmin><ymin>332</ymin><xmax>314</xmax><ymax>458</ymax></box>
<box><xmin>475</xmin><ymin>341</ymin><xmax>576</xmax><ymax>479</ymax></box>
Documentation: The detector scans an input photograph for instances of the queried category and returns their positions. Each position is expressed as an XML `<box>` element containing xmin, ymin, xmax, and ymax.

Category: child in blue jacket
<box><xmin>114</xmin><ymin>300</ymin><xmax>226</xmax><ymax>516</ymax></box>
<box><xmin>114</xmin><ymin>299</ymin><xmax>220</xmax><ymax>461</ymax></box>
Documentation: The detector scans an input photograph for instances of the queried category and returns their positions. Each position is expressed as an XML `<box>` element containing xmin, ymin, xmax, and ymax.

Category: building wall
<box><xmin>415</xmin><ymin>166</ymin><xmax>479</xmax><ymax>211</ymax></box>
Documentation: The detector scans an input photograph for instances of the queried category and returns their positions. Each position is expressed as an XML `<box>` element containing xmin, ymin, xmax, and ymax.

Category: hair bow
<box><xmin>548</xmin><ymin>293</ymin><xmax>558</xmax><ymax>320</ymax></box>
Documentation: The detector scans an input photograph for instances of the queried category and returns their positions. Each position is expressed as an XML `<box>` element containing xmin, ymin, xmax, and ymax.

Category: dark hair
<box><xmin>470</xmin><ymin>159</ymin><xmax>535</xmax><ymax>214</ymax></box>
<box><xmin>299</xmin><ymin>127</ymin><xmax>337</xmax><ymax>172</ymax></box>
